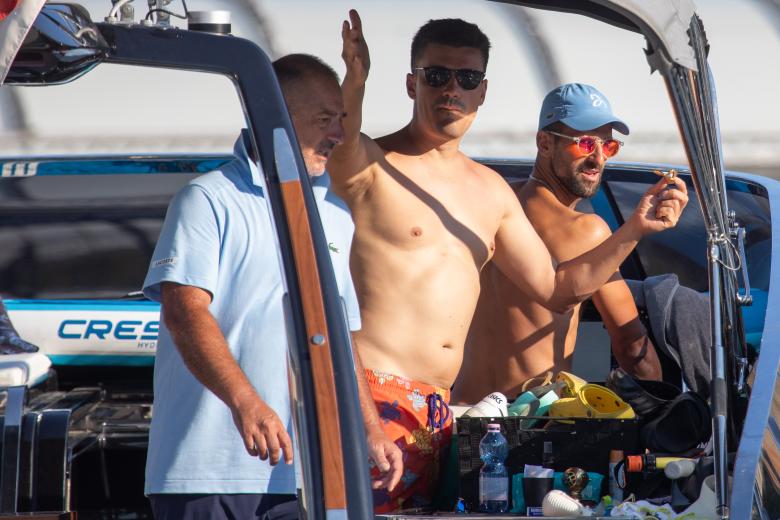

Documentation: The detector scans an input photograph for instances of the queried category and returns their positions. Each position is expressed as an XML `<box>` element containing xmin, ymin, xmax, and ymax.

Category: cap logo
<box><xmin>590</xmin><ymin>93</ymin><xmax>604</xmax><ymax>107</ymax></box>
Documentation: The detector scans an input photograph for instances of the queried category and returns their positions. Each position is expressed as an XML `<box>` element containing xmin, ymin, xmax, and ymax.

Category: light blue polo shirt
<box><xmin>143</xmin><ymin>134</ymin><xmax>360</xmax><ymax>495</ymax></box>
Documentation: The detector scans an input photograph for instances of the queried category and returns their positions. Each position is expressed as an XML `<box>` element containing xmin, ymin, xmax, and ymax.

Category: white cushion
<box><xmin>0</xmin><ymin>352</ymin><xmax>51</xmax><ymax>387</ymax></box>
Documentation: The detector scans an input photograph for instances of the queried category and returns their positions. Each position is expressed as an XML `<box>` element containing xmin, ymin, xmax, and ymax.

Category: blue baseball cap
<box><xmin>538</xmin><ymin>83</ymin><xmax>629</xmax><ymax>135</ymax></box>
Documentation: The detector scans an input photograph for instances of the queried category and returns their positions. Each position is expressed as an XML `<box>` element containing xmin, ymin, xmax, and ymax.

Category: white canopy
<box><xmin>508</xmin><ymin>0</ymin><xmax>698</xmax><ymax>70</ymax></box>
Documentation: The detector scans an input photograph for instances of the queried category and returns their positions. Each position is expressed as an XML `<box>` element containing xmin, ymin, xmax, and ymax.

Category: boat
<box><xmin>0</xmin><ymin>1</ymin><xmax>776</xmax><ymax>518</ymax></box>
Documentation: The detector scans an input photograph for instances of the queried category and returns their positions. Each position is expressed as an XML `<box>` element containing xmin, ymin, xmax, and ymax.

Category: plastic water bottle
<box><xmin>478</xmin><ymin>423</ymin><xmax>509</xmax><ymax>513</ymax></box>
<box><xmin>608</xmin><ymin>449</ymin><xmax>624</xmax><ymax>502</ymax></box>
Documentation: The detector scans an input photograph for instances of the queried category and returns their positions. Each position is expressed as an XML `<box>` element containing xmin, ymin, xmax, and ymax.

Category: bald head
<box><xmin>272</xmin><ymin>54</ymin><xmax>345</xmax><ymax>175</ymax></box>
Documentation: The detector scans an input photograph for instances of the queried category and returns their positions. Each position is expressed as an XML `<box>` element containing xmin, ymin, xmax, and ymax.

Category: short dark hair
<box><xmin>410</xmin><ymin>19</ymin><xmax>491</xmax><ymax>70</ymax></box>
<box><xmin>541</xmin><ymin>121</ymin><xmax>567</xmax><ymax>133</ymax></box>
<box><xmin>272</xmin><ymin>53</ymin><xmax>340</xmax><ymax>94</ymax></box>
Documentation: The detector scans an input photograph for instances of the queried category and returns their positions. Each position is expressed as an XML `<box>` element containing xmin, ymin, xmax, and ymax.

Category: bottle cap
<box><xmin>609</xmin><ymin>449</ymin><xmax>624</xmax><ymax>463</ymax></box>
<box><xmin>664</xmin><ymin>459</ymin><xmax>696</xmax><ymax>479</ymax></box>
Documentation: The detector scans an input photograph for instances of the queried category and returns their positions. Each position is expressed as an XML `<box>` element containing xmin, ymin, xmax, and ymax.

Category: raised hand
<box><xmin>341</xmin><ymin>9</ymin><xmax>370</xmax><ymax>86</ymax></box>
<box><xmin>629</xmin><ymin>176</ymin><xmax>689</xmax><ymax>234</ymax></box>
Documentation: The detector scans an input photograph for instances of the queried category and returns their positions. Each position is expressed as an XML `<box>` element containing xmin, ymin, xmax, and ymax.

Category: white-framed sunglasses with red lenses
<box><xmin>546</xmin><ymin>130</ymin><xmax>624</xmax><ymax>158</ymax></box>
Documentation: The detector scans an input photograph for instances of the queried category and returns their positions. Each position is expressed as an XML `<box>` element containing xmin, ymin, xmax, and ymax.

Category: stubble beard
<box><xmin>303</xmin><ymin>151</ymin><xmax>326</xmax><ymax>176</ymax></box>
<box><xmin>426</xmin><ymin>96</ymin><xmax>474</xmax><ymax>140</ymax></box>
<box><xmin>559</xmin><ymin>164</ymin><xmax>603</xmax><ymax>199</ymax></box>
<box><xmin>435</xmin><ymin>110</ymin><xmax>476</xmax><ymax>142</ymax></box>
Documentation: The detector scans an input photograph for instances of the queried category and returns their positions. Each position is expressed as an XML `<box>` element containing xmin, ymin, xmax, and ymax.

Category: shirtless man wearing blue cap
<box><xmin>329</xmin><ymin>11</ymin><xmax>687</xmax><ymax>511</ymax></box>
<box><xmin>455</xmin><ymin>83</ymin><xmax>665</xmax><ymax>404</ymax></box>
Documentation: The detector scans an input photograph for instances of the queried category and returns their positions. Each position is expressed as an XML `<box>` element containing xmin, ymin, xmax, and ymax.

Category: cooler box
<box><xmin>456</xmin><ymin>416</ymin><xmax>640</xmax><ymax>511</ymax></box>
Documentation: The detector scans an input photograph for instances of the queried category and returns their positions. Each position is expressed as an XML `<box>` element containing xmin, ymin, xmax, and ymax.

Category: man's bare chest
<box><xmin>356</xmin><ymin>167</ymin><xmax>499</xmax><ymax>262</ymax></box>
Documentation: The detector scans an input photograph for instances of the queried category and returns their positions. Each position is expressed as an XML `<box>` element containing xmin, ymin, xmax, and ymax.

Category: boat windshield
<box><xmin>608</xmin><ymin>175</ymin><xmax>770</xmax><ymax>351</ymax></box>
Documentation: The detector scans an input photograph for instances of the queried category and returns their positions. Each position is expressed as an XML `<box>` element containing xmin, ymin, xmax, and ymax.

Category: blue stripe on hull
<box><xmin>48</xmin><ymin>355</ymin><xmax>155</xmax><ymax>366</ymax></box>
<box><xmin>4</xmin><ymin>300</ymin><xmax>160</xmax><ymax>312</ymax></box>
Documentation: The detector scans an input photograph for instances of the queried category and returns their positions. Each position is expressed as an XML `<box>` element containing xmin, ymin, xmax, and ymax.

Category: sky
<box><xmin>5</xmin><ymin>0</ymin><xmax>780</xmax><ymax>172</ymax></box>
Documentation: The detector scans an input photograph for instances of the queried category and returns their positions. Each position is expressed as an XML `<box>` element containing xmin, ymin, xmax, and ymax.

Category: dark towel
<box><xmin>625</xmin><ymin>274</ymin><xmax>711</xmax><ymax>399</ymax></box>
<box><xmin>0</xmin><ymin>297</ymin><xmax>39</xmax><ymax>355</ymax></box>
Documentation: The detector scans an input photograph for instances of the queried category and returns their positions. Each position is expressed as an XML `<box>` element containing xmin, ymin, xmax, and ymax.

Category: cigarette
<box><xmin>653</xmin><ymin>169</ymin><xmax>677</xmax><ymax>184</ymax></box>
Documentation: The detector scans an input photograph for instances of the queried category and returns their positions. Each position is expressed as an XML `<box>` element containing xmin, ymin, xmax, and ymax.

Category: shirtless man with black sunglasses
<box><xmin>327</xmin><ymin>11</ymin><xmax>688</xmax><ymax>512</ymax></box>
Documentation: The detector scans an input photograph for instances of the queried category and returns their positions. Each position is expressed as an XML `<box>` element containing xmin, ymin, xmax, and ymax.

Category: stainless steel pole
<box><xmin>707</xmin><ymin>242</ymin><xmax>729</xmax><ymax>519</ymax></box>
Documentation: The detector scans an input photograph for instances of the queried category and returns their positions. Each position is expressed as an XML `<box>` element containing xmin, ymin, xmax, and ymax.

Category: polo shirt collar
<box><xmin>310</xmin><ymin>172</ymin><xmax>331</xmax><ymax>202</ymax></box>
<box><xmin>236</xmin><ymin>129</ymin><xmax>265</xmax><ymax>188</ymax></box>
<box><xmin>236</xmin><ymin>129</ymin><xmax>331</xmax><ymax>201</ymax></box>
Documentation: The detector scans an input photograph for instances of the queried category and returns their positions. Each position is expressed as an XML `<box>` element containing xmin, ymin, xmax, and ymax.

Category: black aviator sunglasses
<box><xmin>412</xmin><ymin>66</ymin><xmax>486</xmax><ymax>90</ymax></box>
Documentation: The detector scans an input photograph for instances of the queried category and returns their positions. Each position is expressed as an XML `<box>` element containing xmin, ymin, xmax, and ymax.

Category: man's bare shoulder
<box><xmin>571</xmin><ymin>212</ymin><xmax>612</xmax><ymax>247</ymax></box>
<box><xmin>375</xmin><ymin>129</ymin><xmax>412</xmax><ymax>157</ymax></box>
<box><xmin>464</xmin><ymin>158</ymin><xmax>515</xmax><ymax>194</ymax></box>
<box><xmin>328</xmin><ymin>132</ymin><xmax>386</xmax><ymax>197</ymax></box>
<box><xmin>359</xmin><ymin>132</ymin><xmax>388</xmax><ymax>158</ymax></box>
<box><xmin>472</xmin><ymin>158</ymin><xmax>501</xmax><ymax>176</ymax></box>
<box><xmin>521</xmin><ymin>207</ymin><xmax>612</xmax><ymax>265</ymax></box>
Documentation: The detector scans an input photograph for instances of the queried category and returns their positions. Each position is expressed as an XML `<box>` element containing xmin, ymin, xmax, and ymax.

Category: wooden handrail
<box><xmin>280</xmin><ymin>181</ymin><xmax>347</xmax><ymax>509</ymax></box>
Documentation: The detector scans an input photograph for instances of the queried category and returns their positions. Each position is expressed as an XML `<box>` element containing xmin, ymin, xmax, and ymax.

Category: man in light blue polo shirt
<box><xmin>143</xmin><ymin>54</ymin><xmax>402</xmax><ymax>520</ymax></box>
